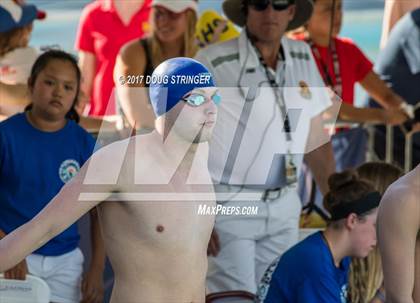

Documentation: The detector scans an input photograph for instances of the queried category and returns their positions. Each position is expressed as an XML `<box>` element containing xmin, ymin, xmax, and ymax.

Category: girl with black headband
<box><xmin>257</xmin><ymin>170</ymin><xmax>381</xmax><ymax>303</ymax></box>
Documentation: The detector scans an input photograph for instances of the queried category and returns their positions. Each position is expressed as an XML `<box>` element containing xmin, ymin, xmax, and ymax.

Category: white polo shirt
<box><xmin>195</xmin><ymin>31</ymin><xmax>331</xmax><ymax>189</ymax></box>
<box><xmin>0</xmin><ymin>47</ymin><xmax>39</xmax><ymax>85</ymax></box>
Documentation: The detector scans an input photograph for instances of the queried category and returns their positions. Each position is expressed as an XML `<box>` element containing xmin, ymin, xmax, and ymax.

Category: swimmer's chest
<box><xmin>99</xmin><ymin>199</ymin><xmax>215</xmax><ymax>247</ymax></box>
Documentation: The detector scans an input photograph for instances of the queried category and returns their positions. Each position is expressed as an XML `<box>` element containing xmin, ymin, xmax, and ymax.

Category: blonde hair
<box><xmin>349</xmin><ymin>247</ymin><xmax>383</xmax><ymax>303</ymax></box>
<box><xmin>150</xmin><ymin>10</ymin><xmax>198</xmax><ymax>68</ymax></box>
<box><xmin>348</xmin><ymin>162</ymin><xmax>403</xmax><ymax>302</ymax></box>
<box><xmin>357</xmin><ymin>162</ymin><xmax>403</xmax><ymax>195</ymax></box>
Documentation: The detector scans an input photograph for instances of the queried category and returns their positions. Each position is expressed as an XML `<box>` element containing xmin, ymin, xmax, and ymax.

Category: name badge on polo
<box><xmin>285</xmin><ymin>153</ymin><xmax>297</xmax><ymax>185</ymax></box>
<box><xmin>298</xmin><ymin>80</ymin><xmax>312</xmax><ymax>100</ymax></box>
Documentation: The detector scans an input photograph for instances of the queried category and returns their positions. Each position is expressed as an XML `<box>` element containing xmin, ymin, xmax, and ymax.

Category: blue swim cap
<box><xmin>149</xmin><ymin>57</ymin><xmax>216</xmax><ymax>117</ymax></box>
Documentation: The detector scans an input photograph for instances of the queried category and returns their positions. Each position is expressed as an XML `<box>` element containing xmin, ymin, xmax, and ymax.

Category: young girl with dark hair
<box><xmin>24</xmin><ymin>50</ymin><xmax>81</xmax><ymax>124</ymax></box>
<box><xmin>258</xmin><ymin>170</ymin><xmax>381</xmax><ymax>303</ymax></box>
<box><xmin>0</xmin><ymin>50</ymin><xmax>105</xmax><ymax>303</ymax></box>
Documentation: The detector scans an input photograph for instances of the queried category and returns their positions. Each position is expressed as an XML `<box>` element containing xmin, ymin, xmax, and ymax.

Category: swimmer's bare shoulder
<box><xmin>378</xmin><ymin>166</ymin><xmax>420</xmax><ymax>303</ymax></box>
<box><xmin>102</xmin><ymin>132</ymin><xmax>172</xmax><ymax>193</ymax></box>
<box><xmin>0</xmin><ymin>132</ymin><xmax>161</xmax><ymax>271</ymax></box>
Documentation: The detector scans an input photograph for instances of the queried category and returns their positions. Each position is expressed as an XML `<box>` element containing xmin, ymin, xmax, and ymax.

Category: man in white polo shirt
<box><xmin>195</xmin><ymin>0</ymin><xmax>337</xmax><ymax>294</ymax></box>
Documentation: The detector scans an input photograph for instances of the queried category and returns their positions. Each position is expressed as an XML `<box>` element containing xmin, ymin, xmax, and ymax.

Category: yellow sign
<box><xmin>196</xmin><ymin>10</ymin><xmax>240</xmax><ymax>47</ymax></box>
<box><xmin>142</xmin><ymin>21</ymin><xmax>151</xmax><ymax>35</ymax></box>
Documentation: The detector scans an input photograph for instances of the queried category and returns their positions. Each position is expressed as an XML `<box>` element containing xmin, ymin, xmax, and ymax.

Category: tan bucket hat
<box><xmin>222</xmin><ymin>0</ymin><xmax>313</xmax><ymax>30</ymax></box>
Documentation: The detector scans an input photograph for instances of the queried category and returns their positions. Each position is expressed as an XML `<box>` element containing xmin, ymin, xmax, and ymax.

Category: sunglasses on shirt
<box><xmin>182</xmin><ymin>92</ymin><xmax>221</xmax><ymax>107</ymax></box>
<box><xmin>248</xmin><ymin>0</ymin><xmax>294</xmax><ymax>11</ymax></box>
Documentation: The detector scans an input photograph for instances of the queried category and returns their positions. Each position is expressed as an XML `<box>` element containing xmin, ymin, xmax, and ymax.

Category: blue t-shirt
<box><xmin>258</xmin><ymin>232</ymin><xmax>351</xmax><ymax>303</ymax></box>
<box><xmin>0</xmin><ymin>113</ymin><xmax>96</xmax><ymax>256</ymax></box>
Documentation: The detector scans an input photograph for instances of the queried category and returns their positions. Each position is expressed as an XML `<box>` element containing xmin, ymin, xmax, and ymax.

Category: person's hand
<box><xmin>3</xmin><ymin>259</ymin><xmax>28</xmax><ymax>280</ymax></box>
<box><xmin>75</xmin><ymin>89</ymin><xmax>90</xmax><ymax>116</ymax></box>
<box><xmin>207</xmin><ymin>229</ymin><xmax>220</xmax><ymax>257</ymax></box>
<box><xmin>81</xmin><ymin>267</ymin><xmax>104</xmax><ymax>303</ymax></box>
<box><xmin>399</xmin><ymin>101</ymin><xmax>415</xmax><ymax>119</ymax></box>
<box><xmin>408</xmin><ymin>122</ymin><xmax>420</xmax><ymax>134</ymax></box>
<box><xmin>381</xmin><ymin>108</ymin><xmax>408</xmax><ymax>125</ymax></box>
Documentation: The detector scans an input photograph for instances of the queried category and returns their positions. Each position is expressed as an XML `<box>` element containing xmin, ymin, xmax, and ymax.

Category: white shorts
<box><xmin>26</xmin><ymin>248</ymin><xmax>84</xmax><ymax>303</ymax></box>
<box><xmin>207</xmin><ymin>185</ymin><xmax>302</xmax><ymax>294</ymax></box>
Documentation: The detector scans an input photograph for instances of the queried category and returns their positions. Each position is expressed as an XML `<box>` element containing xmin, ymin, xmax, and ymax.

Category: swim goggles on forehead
<box><xmin>182</xmin><ymin>92</ymin><xmax>221</xmax><ymax>107</ymax></box>
<box><xmin>247</xmin><ymin>0</ymin><xmax>294</xmax><ymax>11</ymax></box>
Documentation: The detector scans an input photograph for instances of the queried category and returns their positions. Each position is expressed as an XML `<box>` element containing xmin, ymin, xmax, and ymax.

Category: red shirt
<box><xmin>75</xmin><ymin>0</ymin><xmax>151</xmax><ymax>116</ymax></box>
<box><xmin>295</xmin><ymin>36</ymin><xmax>373</xmax><ymax>105</ymax></box>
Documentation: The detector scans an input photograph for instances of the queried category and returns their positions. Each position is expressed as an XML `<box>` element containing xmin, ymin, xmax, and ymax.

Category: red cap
<box><xmin>36</xmin><ymin>10</ymin><xmax>46</xmax><ymax>20</ymax></box>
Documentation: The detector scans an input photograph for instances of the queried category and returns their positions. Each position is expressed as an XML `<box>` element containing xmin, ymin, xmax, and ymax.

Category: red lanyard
<box><xmin>307</xmin><ymin>38</ymin><xmax>343</xmax><ymax>98</ymax></box>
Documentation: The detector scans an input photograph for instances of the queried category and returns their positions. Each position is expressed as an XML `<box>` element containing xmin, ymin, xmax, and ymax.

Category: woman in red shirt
<box><xmin>295</xmin><ymin>0</ymin><xmax>408</xmax><ymax>126</ymax></box>
<box><xmin>293</xmin><ymin>0</ymin><xmax>412</xmax><ymax>181</ymax></box>
<box><xmin>75</xmin><ymin>0</ymin><xmax>152</xmax><ymax>117</ymax></box>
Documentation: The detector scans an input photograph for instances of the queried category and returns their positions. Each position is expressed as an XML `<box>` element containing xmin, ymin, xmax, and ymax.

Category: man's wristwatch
<box><xmin>400</xmin><ymin>102</ymin><xmax>415</xmax><ymax>119</ymax></box>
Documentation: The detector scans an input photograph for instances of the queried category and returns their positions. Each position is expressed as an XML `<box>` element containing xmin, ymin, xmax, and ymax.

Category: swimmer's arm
<box><xmin>81</xmin><ymin>208</ymin><xmax>106</xmax><ymax>301</ymax></box>
<box><xmin>0</xmin><ymin>156</ymin><xmax>116</xmax><ymax>272</ymax></box>
<box><xmin>88</xmin><ymin>208</ymin><xmax>106</xmax><ymax>271</ymax></box>
<box><xmin>114</xmin><ymin>41</ymin><xmax>155</xmax><ymax>129</ymax></box>
<box><xmin>378</xmin><ymin>189</ymin><xmax>419</xmax><ymax>303</ymax></box>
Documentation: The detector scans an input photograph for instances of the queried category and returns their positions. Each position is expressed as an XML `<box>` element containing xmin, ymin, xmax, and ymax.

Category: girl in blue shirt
<box><xmin>258</xmin><ymin>170</ymin><xmax>381</xmax><ymax>303</ymax></box>
<box><xmin>0</xmin><ymin>50</ymin><xmax>104</xmax><ymax>303</ymax></box>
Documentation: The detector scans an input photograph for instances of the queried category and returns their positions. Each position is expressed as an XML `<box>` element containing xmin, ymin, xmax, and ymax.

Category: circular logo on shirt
<box><xmin>256</xmin><ymin>256</ymin><xmax>281</xmax><ymax>301</ymax></box>
<box><xmin>59</xmin><ymin>159</ymin><xmax>80</xmax><ymax>183</ymax></box>
<box><xmin>340</xmin><ymin>284</ymin><xmax>348</xmax><ymax>303</ymax></box>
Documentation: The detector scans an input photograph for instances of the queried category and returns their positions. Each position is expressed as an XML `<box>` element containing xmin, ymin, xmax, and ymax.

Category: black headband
<box><xmin>329</xmin><ymin>191</ymin><xmax>382</xmax><ymax>221</ymax></box>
